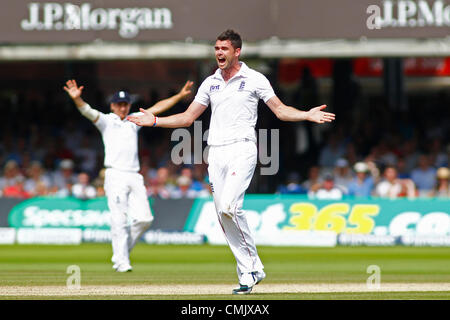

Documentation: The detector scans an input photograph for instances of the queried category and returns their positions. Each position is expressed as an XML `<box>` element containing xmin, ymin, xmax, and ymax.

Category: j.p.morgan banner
<box><xmin>1</xmin><ymin>0</ymin><xmax>449</xmax><ymax>44</ymax></box>
<box><xmin>184</xmin><ymin>195</ymin><xmax>450</xmax><ymax>246</ymax></box>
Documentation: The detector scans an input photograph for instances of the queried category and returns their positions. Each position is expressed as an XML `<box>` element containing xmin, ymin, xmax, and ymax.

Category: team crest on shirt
<box><xmin>210</xmin><ymin>84</ymin><xmax>220</xmax><ymax>92</ymax></box>
<box><xmin>238</xmin><ymin>81</ymin><xmax>246</xmax><ymax>91</ymax></box>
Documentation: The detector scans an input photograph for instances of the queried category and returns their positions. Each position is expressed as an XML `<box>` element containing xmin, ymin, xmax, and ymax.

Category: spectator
<box><xmin>52</xmin><ymin>159</ymin><xmax>78</xmax><ymax>191</ymax></box>
<box><xmin>347</xmin><ymin>161</ymin><xmax>375</xmax><ymax>197</ymax></box>
<box><xmin>71</xmin><ymin>172</ymin><xmax>97</xmax><ymax>199</ymax></box>
<box><xmin>277</xmin><ymin>172</ymin><xmax>307</xmax><ymax>194</ymax></box>
<box><xmin>375</xmin><ymin>139</ymin><xmax>398</xmax><ymax>167</ymax></box>
<box><xmin>51</xmin><ymin>182</ymin><xmax>73</xmax><ymax>198</ymax></box>
<box><xmin>92</xmin><ymin>168</ymin><xmax>106</xmax><ymax>197</ymax></box>
<box><xmin>375</xmin><ymin>166</ymin><xmax>416</xmax><ymax>199</ymax></box>
<box><xmin>4</xmin><ymin>137</ymin><xmax>28</xmax><ymax>167</ymax></box>
<box><xmin>445</xmin><ymin>144</ymin><xmax>450</xmax><ymax>167</ymax></box>
<box><xmin>396</xmin><ymin>157</ymin><xmax>411</xmax><ymax>179</ymax></box>
<box><xmin>170</xmin><ymin>175</ymin><xmax>199</xmax><ymax>199</ymax></box>
<box><xmin>333</xmin><ymin>158</ymin><xmax>353</xmax><ymax>194</ymax></box>
<box><xmin>0</xmin><ymin>160</ymin><xmax>25</xmax><ymax>191</ymax></box>
<box><xmin>429</xmin><ymin>138</ymin><xmax>447</xmax><ymax>168</ymax></box>
<box><xmin>308</xmin><ymin>173</ymin><xmax>343</xmax><ymax>200</ymax></box>
<box><xmin>192</xmin><ymin>164</ymin><xmax>211</xmax><ymax>194</ymax></box>
<box><xmin>24</xmin><ymin>161</ymin><xmax>51</xmax><ymax>196</ymax></box>
<box><xmin>318</xmin><ymin>134</ymin><xmax>346</xmax><ymax>169</ymax></box>
<box><xmin>410</xmin><ymin>155</ymin><xmax>437</xmax><ymax>197</ymax></box>
<box><xmin>301</xmin><ymin>165</ymin><xmax>323</xmax><ymax>192</ymax></box>
<box><xmin>429</xmin><ymin>167</ymin><xmax>450</xmax><ymax>198</ymax></box>
<box><xmin>401</xmin><ymin>139</ymin><xmax>420</xmax><ymax>172</ymax></box>
<box><xmin>74</xmin><ymin>135</ymin><xmax>98</xmax><ymax>177</ymax></box>
<box><xmin>2</xmin><ymin>176</ymin><xmax>30</xmax><ymax>198</ymax></box>
<box><xmin>179</xmin><ymin>166</ymin><xmax>210</xmax><ymax>196</ymax></box>
<box><xmin>148</xmin><ymin>166</ymin><xmax>174</xmax><ymax>199</ymax></box>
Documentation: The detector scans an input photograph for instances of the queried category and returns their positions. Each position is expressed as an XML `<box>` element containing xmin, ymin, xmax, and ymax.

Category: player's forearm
<box><xmin>74</xmin><ymin>99</ymin><xmax>100</xmax><ymax>122</ymax></box>
<box><xmin>156</xmin><ymin>112</ymin><xmax>193</xmax><ymax>128</ymax></box>
<box><xmin>276</xmin><ymin>105</ymin><xmax>310</xmax><ymax>122</ymax></box>
<box><xmin>267</xmin><ymin>96</ymin><xmax>310</xmax><ymax>122</ymax></box>
<box><xmin>146</xmin><ymin>92</ymin><xmax>183</xmax><ymax>116</ymax></box>
<box><xmin>72</xmin><ymin>96</ymin><xmax>88</xmax><ymax>109</ymax></box>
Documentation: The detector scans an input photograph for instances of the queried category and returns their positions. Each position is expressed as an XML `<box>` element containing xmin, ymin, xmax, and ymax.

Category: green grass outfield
<box><xmin>0</xmin><ymin>244</ymin><xmax>449</xmax><ymax>300</ymax></box>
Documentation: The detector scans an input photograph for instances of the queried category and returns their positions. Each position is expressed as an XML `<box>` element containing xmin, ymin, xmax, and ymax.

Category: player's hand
<box><xmin>306</xmin><ymin>105</ymin><xmax>335</xmax><ymax>124</ymax></box>
<box><xmin>63</xmin><ymin>79</ymin><xmax>84</xmax><ymax>99</ymax></box>
<box><xmin>127</xmin><ymin>108</ymin><xmax>156</xmax><ymax>126</ymax></box>
<box><xmin>178</xmin><ymin>80</ymin><xmax>194</xmax><ymax>99</ymax></box>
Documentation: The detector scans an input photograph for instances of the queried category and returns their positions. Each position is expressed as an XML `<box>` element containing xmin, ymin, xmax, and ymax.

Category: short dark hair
<box><xmin>217</xmin><ymin>29</ymin><xmax>242</xmax><ymax>49</ymax></box>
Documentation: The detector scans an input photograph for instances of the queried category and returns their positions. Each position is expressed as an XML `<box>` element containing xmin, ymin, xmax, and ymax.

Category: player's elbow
<box><xmin>275</xmin><ymin>107</ymin><xmax>288</xmax><ymax>121</ymax></box>
<box><xmin>183</xmin><ymin>119</ymin><xmax>194</xmax><ymax>127</ymax></box>
<box><xmin>181</xmin><ymin>114</ymin><xmax>195</xmax><ymax>127</ymax></box>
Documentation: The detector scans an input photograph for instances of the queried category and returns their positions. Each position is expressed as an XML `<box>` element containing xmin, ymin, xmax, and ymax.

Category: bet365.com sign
<box><xmin>185</xmin><ymin>195</ymin><xmax>450</xmax><ymax>246</ymax></box>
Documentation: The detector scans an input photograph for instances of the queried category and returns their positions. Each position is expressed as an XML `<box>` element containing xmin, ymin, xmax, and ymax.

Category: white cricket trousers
<box><xmin>207</xmin><ymin>140</ymin><xmax>264</xmax><ymax>281</ymax></box>
<box><xmin>104</xmin><ymin>168</ymin><xmax>154</xmax><ymax>266</ymax></box>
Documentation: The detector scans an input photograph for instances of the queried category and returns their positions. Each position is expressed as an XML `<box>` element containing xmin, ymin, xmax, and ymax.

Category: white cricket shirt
<box><xmin>194</xmin><ymin>62</ymin><xmax>275</xmax><ymax>146</ymax></box>
<box><xmin>94</xmin><ymin>110</ymin><xmax>142</xmax><ymax>172</ymax></box>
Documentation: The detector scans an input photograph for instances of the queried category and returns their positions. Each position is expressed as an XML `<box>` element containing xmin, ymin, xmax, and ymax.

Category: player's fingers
<box><xmin>139</xmin><ymin>108</ymin><xmax>146</xmax><ymax>113</ymax></box>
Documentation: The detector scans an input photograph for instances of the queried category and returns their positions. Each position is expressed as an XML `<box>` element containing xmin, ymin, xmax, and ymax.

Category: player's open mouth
<box><xmin>218</xmin><ymin>58</ymin><xmax>226</xmax><ymax>64</ymax></box>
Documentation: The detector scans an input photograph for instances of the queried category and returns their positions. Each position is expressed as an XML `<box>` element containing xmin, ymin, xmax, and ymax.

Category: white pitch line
<box><xmin>0</xmin><ymin>283</ymin><xmax>449</xmax><ymax>296</ymax></box>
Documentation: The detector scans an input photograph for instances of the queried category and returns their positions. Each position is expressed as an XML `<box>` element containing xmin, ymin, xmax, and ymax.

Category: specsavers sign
<box><xmin>8</xmin><ymin>197</ymin><xmax>111</xmax><ymax>229</ymax></box>
<box><xmin>184</xmin><ymin>195</ymin><xmax>450</xmax><ymax>246</ymax></box>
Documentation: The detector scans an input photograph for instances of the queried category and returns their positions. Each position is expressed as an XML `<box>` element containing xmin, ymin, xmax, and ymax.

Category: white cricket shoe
<box><xmin>116</xmin><ymin>263</ymin><xmax>133</xmax><ymax>273</ymax></box>
<box><xmin>255</xmin><ymin>270</ymin><xmax>266</xmax><ymax>285</ymax></box>
<box><xmin>111</xmin><ymin>256</ymin><xmax>119</xmax><ymax>270</ymax></box>
<box><xmin>232</xmin><ymin>271</ymin><xmax>266</xmax><ymax>295</ymax></box>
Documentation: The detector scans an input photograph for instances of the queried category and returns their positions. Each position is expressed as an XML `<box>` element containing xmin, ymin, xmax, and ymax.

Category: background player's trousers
<box><xmin>207</xmin><ymin>140</ymin><xmax>264</xmax><ymax>281</ymax></box>
<box><xmin>104</xmin><ymin>168</ymin><xmax>154</xmax><ymax>266</ymax></box>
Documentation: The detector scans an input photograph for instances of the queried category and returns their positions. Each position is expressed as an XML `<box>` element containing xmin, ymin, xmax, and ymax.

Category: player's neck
<box><xmin>221</xmin><ymin>61</ymin><xmax>241</xmax><ymax>83</ymax></box>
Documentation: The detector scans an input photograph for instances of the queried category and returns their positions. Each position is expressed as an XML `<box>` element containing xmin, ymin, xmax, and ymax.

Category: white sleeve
<box><xmin>255</xmin><ymin>73</ymin><xmax>276</xmax><ymax>103</ymax></box>
<box><xmin>193</xmin><ymin>78</ymin><xmax>211</xmax><ymax>107</ymax></box>
<box><xmin>128</xmin><ymin>112</ymin><xmax>144</xmax><ymax>131</ymax></box>
<box><xmin>94</xmin><ymin>112</ymin><xmax>108</xmax><ymax>132</ymax></box>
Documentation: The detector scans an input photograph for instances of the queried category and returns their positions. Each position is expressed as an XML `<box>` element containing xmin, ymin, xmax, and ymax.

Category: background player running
<box><xmin>64</xmin><ymin>79</ymin><xmax>193</xmax><ymax>272</ymax></box>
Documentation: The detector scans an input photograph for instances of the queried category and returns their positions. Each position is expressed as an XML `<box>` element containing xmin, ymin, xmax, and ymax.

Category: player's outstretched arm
<box><xmin>127</xmin><ymin>101</ymin><xmax>206</xmax><ymax>128</ymax></box>
<box><xmin>63</xmin><ymin>79</ymin><xmax>87</xmax><ymax>108</ymax></box>
<box><xmin>145</xmin><ymin>80</ymin><xmax>194</xmax><ymax>116</ymax></box>
<box><xmin>265</xmin><ymin>96</ymin><xmax>335</xmax><ymax>124</ymax></box>
<box><xmin>63</xmin><ymin>79</ymin><xmax>100</xmax><ymax>123</ymax></box>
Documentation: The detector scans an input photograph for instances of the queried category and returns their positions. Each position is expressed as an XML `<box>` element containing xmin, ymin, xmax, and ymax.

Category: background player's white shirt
<box><xmin>194</xmin><ymin>62</ymin><xmax>275</xmax><ymax>146</ymax></box>
<box><xmin>94</xmin><ymin>111</ymin><xmax>142</xmax><ymax>172</ymax></box>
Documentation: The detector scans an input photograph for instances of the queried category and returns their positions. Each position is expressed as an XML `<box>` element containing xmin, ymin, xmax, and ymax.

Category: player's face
<box><xmin>111</xmin><ymin>102</ymin><xmax>131</xmax><ymax>120</ymax></box>
<box><xmin>215</xmin><ymin>40</ymin><xmax>240</xmax><ymax>70</ymax></box>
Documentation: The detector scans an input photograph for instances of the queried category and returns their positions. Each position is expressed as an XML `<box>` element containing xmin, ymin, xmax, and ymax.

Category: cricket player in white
<box><xmin>64</xmin><ymin>79</ymin><xmax>193</xmax><ymax>272</ymax></box>
<box><xmin>128</xmin><ymin>30</ymin><xmax>335</xmax><ymax>293</ymax></box>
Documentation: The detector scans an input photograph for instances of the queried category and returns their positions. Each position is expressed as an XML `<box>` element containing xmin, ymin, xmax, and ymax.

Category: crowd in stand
<box><xmin>278</xmin><ymin>155</ymin><xmax>450</xmax><ymax>199</ymax></box>
<box><xmin>277</xmin><ymin>132</ymin><xmax>450</xmax><ymax>199</ymax></box>
<box><xmin>0</xmin><ymin>157</ymin><xmax>212</xmax><ymax>200</ymax></box>
<box><xmin>1</xmin><ymin>130</ymin><xmax>448</xmax><ymax>200</ymax></box>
